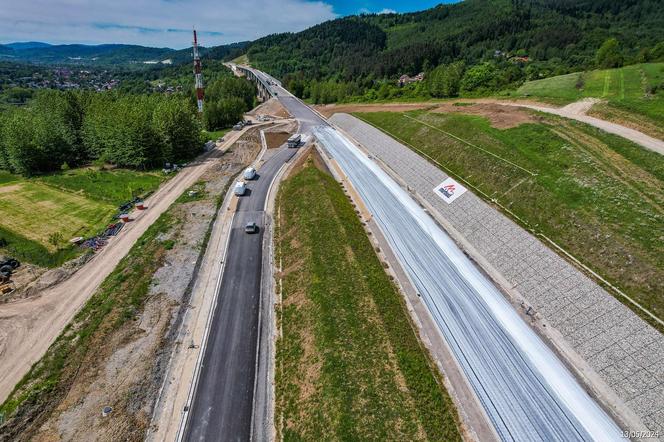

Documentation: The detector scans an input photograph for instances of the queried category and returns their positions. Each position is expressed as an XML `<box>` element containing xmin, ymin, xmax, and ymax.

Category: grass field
<box><xmin>275</xmin><ymin>157</ymin><xmax>460</xmax><ymax>441</ymax></box>
<box><xmin>202</xmin><ymin>128</ymin><xmax>231</xmax><ymax>142</ymax></box>
<box><xmin>231</xmin><ymin>54</ymin><xmax>249</xmax><ymax>65</ymax></box>
<box><xmin>515</xmin><ymin>63</ymin><xmax>664</xmax><ymax>137</ymax></box>
<box><xmin>0</xmin><ymin>182</ymin><xmax>114</xmax><ymax>247</ymax></box>
<box><xmin>356</xmin><ymin>111</ymin><xmax>664</xmax><ymax>325</ymax></box>
<box><xmin>0</xmin><ymin>168</ymin><xmax>165</xmax><ymax>267</ymax></box>
<box><xmin>37</xmin><ymin>168</ymin><xmax>165</xmax><ymax>205</ymax></box>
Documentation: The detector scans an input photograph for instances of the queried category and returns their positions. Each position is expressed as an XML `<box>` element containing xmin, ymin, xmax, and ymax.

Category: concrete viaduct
<box><xmin>232</xmin><ymin>65</ymin><xmax>273</xmax><ymax>101</ymax></box>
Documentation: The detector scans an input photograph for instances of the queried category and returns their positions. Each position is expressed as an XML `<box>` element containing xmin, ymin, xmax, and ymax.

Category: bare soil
<box><xmin>264</xmin><ymin>132</ymin><xmax>290</xmax><ymax>149</ymax></box>
<box><xmin>314</xmin><ymin>103</ymin><xmax>433</xmax><ymax>118</ymax></box>
<box><xmin>316</xmin><ymin>101</ymin><xmax>543</xmax><ymax>129</ymax></box>
<box><xmin>249</xmin><ymin>97</ymin><xmax>291</xmax><ymax>119</ymax></box>
<box><xmin>430</xmin><ymin>102</ymin><xmax>542</xmax><ymax>128</ymax></box>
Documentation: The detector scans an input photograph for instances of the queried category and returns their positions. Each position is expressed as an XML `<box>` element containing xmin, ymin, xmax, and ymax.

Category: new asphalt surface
<box><xmin>183</xmin><ymin>146</ymin><xmax>296</xmax><ymax>442</ymax></box>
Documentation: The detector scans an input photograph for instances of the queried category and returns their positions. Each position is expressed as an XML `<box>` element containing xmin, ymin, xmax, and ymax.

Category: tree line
<box><xmin>282</xmin><ymin>37</ymin><xmax>664</xmax><ymax>104</ymax></box>
<box><xmin>0</xmin><ymin>62</ymin><xmax>260</xmax><ymax>175</ymax></box>
<box><xmin>203</xmin><ymin>75</ymin><xmax>256</xmax><ymax>130</ymax></box>
<box><xmin>0</xmin><ymin>90</ymin><xmax>203</xmax><ymax>175</ymax></box>
<box><xmin>239</xmin><ymin>0</ymin><xmax>664</xmax><ymax>103</ymax></box>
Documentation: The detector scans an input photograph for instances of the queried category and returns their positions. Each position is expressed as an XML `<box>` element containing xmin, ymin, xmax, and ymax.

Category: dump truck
<box><xmin>287</xmin><ymin>134</ymin><xmax>301</xmax><ymax>148</ymax></box>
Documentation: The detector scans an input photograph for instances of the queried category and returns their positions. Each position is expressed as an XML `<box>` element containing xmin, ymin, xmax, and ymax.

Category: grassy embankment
<box><xmin>0</xmin><ymin>168</ymin><xmax>164</xmax><ymax>267</ymax></box>
<box><xmin>515</xmin><ymin>63</ymin><xmax>664</xmax><ymax>138</ymax></box>
<box><xmin>356</xmin><ymin>111</ymin><xmax>664</xmax><ymax>327</ymax></box>
<box><xmin>275</xmin><ymin>157</ymin><xmax>461</xmax><ymax>441</ymax></box>
<box><xmin>231</xmin><ymin>54</ymin><xmax>249</xmax><ymax>66</ymax></box>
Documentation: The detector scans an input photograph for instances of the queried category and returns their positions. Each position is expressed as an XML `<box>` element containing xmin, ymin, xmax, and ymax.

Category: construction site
<box><xmin>0</xmin><ymin>101</ymin><xmax>295</xmax><ymax>438</ymax></box>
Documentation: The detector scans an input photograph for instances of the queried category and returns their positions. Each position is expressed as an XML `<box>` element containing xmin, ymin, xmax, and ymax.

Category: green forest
<box><xmin>0</xmin><ymin>63</ymin><xmax>256</xmax><ymax>176</ymax></box>
<box><xmin>240</xmin><ymin>0</ymin><xmax>664</xmax><ymax>103</ymax></box>
<box><xmin>0</xmin><ymin>90</ymin><xmax>201</xmax><ymax>175</ymax></box>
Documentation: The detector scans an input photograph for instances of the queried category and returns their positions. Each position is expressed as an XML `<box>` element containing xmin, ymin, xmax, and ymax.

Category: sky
<box><xmin>0</xmin><ymin>0</ymin><xmax>453</xmax><ymax>49</ymax></box>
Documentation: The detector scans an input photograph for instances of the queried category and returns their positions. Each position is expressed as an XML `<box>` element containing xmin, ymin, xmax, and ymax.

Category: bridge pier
<box><xmin>237</xmin><ymin>66</ymin><xmax>272</xmax><ymax>102</ymax></box>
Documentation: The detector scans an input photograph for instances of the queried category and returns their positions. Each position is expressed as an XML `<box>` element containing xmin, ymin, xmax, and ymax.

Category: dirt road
<box><xmin>0</xmin><ymin>125</ymin><xmax>268</xmax><ymax>404</ymax></box>
<box><xmin>316</xmin><ymin>98</ymin><xmax>664</xmax><ymax>155</ymax></box>
<box><xmin>498</xmin><ymin>99</ymin><xmax>664</xmax><ymax>156</ymax></box>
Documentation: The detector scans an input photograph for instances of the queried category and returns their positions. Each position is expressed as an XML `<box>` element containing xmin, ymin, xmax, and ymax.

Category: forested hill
<box><xmin>0</xmin><ymin>41</ymin><xmax>248</xmax><ymax>66</ymax></box>
<box><xmin>242</xmin><ymin>0</ymin><xmax>664</xmax><ymax>84</ymax></box>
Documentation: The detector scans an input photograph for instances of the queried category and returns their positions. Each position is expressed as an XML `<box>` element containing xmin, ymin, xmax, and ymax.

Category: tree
<box><xmin>153</xmin><ymin>97</ymin><xmax>202</xmax><ymax>161</ymax></box>
<box><xmin>428</xmin><ymin>61</ymin><xmax>465</xmax><ymax>97</ymax></box>
<box><xmin>596</xmin><ymin>38</ymin><xmax>624</xmax><ymax>68</ymax></box>
<box><xmin>204</xmin><ymin>97</ymin><xmax>245</xmax><ymax>130</ymax></box>
<box><xmin>651</xmin><ymin>42</ymin><xmax>664</xmax><ymax>62</ymax></box>
<box><xmin>461</xmin><ymin>62</ymin><xmax>498</xmax><ymax>94</ymax></box>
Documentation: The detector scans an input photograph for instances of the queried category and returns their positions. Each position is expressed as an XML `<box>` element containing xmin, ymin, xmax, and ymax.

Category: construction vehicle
<box><xmin>287</xmin><ymin>134</ymin><xmax>301</xmax><ymax>148</ymax></box>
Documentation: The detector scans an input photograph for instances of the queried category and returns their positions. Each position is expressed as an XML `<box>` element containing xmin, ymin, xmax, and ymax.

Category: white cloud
<box><xmin>0</xmin><ymin>0</ymin><xmax>338</xmax><ymax>48</ymax></box>
<box><xmin>357</xmin><ymin>7</ymin><xmax>396</xmax><ymax>16</ymax></box>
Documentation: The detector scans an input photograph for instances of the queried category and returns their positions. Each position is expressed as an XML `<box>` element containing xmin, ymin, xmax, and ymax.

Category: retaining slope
<box><xmin>329</xmin><ymin>112</ymin><xmax>664</xmax><ymax>435</ymax></box>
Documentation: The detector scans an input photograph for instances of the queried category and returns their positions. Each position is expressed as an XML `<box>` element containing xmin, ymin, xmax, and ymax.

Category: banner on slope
<box><xmin>433</xmin><ymin>178</ymin><xmax>467</xmax><ymax>204</ymax></box>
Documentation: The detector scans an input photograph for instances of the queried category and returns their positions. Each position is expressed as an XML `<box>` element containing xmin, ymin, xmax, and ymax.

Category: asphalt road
<box><xmin>183</xmin><ymin>146</ymin><xmax>296</xmax><ymax>442</ymax></box>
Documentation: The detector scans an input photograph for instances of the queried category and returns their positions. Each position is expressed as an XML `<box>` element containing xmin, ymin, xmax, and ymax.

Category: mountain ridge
<box><xmin>0</xmin><ymin>41</ymin><xmax>248</xmax><ymax>66</ymax></box>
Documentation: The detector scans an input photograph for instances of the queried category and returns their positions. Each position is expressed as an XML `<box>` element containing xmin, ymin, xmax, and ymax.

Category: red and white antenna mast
<box><xmin>193</xmin><ymin>29</ymin><xmax>204</xmax><ymax>113</ymax></box>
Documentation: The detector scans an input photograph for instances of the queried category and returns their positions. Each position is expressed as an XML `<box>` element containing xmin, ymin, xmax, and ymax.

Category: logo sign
<box><xmin>433</xmin><ymin>178</ymin><xmax>467</xmax><ymax>204</ymax></box>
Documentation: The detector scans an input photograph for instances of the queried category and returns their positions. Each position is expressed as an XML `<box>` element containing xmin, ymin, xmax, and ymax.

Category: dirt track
<box><xmin>0</xmin><ymin>125</ymin><xmax>267</xmax><ymax>404</ymax></box>
<box><xmin>315</xmin><ymin>99</ymin><xmax>664</xmax><ymax>154</ymax></box>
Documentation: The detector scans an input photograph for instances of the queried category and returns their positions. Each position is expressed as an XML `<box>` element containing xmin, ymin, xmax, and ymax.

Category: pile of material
<box><xmin>0</xmin><ymin>257</ymin><xmax>20</xmax><ymax>293</ymax></box>
<box><xmin>118</xmin><ymin>196</ymin><xmax>143</xmax><ymax>213</ymax></box>
<box><xmin>80</xmin><ymin>223</ymin><xmax>124</xmax><ymax>251</ymax></box>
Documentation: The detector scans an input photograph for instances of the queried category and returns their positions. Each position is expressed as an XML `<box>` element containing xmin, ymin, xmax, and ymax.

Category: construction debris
<box><xmin>0</xmin><ymin>257</ymin><xmax>20</xmax><ymax>279</ymax></box>
<box><xmin>80</xmin><ymin>223</ymin><xmax>124</xmax><ymax>251</ymax></box>
<box><xmin>0</xmin><ymin>257</ymin><xmax>21</xmax><ymax>294</ymax></box>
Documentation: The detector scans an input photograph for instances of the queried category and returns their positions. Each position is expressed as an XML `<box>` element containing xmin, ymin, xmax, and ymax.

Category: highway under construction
<box><xmin>171</xmin><ymin>65</ymin><xmax>632</xmax><ymax>442</ymax></box>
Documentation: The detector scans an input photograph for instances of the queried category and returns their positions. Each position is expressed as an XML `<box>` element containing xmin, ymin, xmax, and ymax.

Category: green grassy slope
<box><xmin>275</xmin><ymin>158</ymin><xmax>461</xmax><ymax>441</ymax></box>
<box><xmin>357</xmin><ymin>110</ymin><xmax>664</xmax><ymax>326</ymax></box>
<box><xmin>516</xmin><ymin>63</ymin><xmax>664</xmax><ymax>137</ymax></box>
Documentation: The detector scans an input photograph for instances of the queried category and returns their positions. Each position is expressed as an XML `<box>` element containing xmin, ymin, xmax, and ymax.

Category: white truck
<box><xmin>287</xmin><ymin>134</ymin><xmax>301</xmax><ymax>148</ymax></box>
<box><xmin>234</xmin><ymin>181</ymin><xmax>247</xmax><ymax>196</ymax></box>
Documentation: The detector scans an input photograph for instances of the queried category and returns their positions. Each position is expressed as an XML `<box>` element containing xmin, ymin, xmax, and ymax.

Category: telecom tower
<box><xmin>193</xmin><ymin>29</ymin><xmax>204</xmax><ymax>113</ymax></box>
